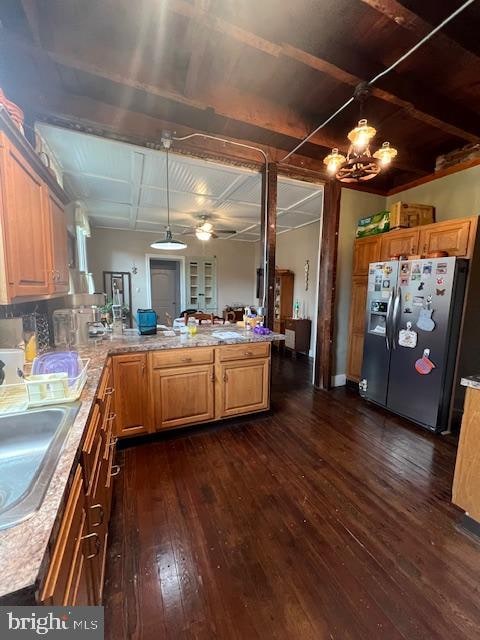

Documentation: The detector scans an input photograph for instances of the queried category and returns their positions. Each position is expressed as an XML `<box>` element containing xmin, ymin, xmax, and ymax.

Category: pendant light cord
<box><xmin>166</xmin><ymin>145</ymin><xmax>171</xmax><ymax>229</ymax></box>
<box><xmin>281</xmin><ymin>0</ymin><xmax>476</xmax><ymax>162</ymax></box>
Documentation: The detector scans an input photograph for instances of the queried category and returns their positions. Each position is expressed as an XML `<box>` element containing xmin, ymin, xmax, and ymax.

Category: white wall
<box><xmin>276</xmin><ymin>222</ymin><xmax>320</xmax><ymax>355</ymax></box>
<box><xmin>88</xmin><ymin>228</ymin><xmax>257</xmax><ymax>317</ymax></box>
<box><xmin>334</xmin><ymin>188</ymin><xmax>386</xmax><ymax>379</ymax></box>
<box><xmin>386</xmin><ymin>164</ymin><xmax>480</xmax><ymax>221</ymax></box>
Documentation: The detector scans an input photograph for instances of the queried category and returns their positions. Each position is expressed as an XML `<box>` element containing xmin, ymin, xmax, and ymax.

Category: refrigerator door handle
<box><xmin>385</xmin><ymin>288</ymin><xmax>394</xmax><ymax>351</ymax></box>
<box><xmin>392</xmin><ymin>286</ymin><xmax>402</xmax><ymax>349</ymax></box>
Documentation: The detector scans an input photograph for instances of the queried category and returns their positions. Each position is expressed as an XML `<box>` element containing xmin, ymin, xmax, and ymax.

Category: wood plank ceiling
<box><xmin>0</xmin><ymin>0</ymin><xmax>479</xmax><ymax>193</ymax></box>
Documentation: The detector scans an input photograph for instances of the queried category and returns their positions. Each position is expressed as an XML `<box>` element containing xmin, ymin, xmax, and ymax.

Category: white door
<box><xmin>150</xmin><ymin>260</ymin><xmax>180</xmax><ymax>322</ymax></box>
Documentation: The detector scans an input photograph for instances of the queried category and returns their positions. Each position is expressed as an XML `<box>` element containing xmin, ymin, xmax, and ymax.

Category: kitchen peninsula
<box><xmin>0</xmin><ymin>327</ymin><xmax>283</xmax><ymax>604</ymax></box>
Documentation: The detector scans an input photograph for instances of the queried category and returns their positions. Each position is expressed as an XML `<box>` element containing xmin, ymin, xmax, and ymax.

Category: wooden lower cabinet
<box><xmin>216</xmin><ymin>358</ymin><xmax>270</xmax><ymax>418</ymax></box>
<box><xmin>152</xmin><ymin>364</ymin><xmax>215</xmax><ymax>429</ymax></box>
<box><xmin>452</xmin><ymin>387</ymin><xmax>480</xmax><ymax>522</ymax></box>
<box><xmin>40</xmin><ymin>467</ymin><xmax>92</xmax><ymax>605</ymax></box>
<box><xmin>112</xmin><ymin>353</ymin><xmax>150</xmax><ymax>437</ymax></box>
<box><xmin>40</xmin><ymin>365</ymin><xmax>118</xmax><ymax>606</ymax></box>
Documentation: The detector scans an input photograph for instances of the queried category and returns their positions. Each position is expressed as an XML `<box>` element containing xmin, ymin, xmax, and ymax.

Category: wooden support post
<box><xmin>314</xmin><ymin>179</ymin><xmax>341</xmax><ymax>390</ymax></box>
<box><xmin>260</xmin><ymin>162</ymin><xmax>277</xmax><ymax>330</ymax></box>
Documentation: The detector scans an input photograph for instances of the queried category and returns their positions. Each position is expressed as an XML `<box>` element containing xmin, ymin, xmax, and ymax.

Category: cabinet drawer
<box><xmin>40</xmin><ymin>466</ymin><xmax>85</xmax><ymax>604</ymax></box>
<box><xmin>150</xmin><ymin>347</ymin><xmax>214</xmax><ymax>368</ymax></box>
<box><xmin>217</xmin><ymin>342</ymin><xmax>270</xmax><ymax>362</ymax></box>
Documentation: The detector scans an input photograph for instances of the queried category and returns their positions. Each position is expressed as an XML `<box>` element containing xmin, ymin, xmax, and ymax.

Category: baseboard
<box><xmin>331</xmin><ymin>374</ymin><xmax>346</xmax><ymax>387</ymax></box>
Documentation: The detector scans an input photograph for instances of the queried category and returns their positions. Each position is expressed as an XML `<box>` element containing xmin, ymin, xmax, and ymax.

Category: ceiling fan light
<box><xmin>151</xmin><ymin>227</ymin><xmax>187</xmax><ymax>250</ymax></box>
<box><xmin>323</xmin><ymin>148</ymin><xmax>346</xmax><ymax>175</ymax></box>
<box><xmin>196</xmin><ymin>229</ymin><xmax>212</xmax><ymax>241</ymax></box>
<box><xmin>348</xmin><ymin>118</ymin><xmax>376</xmax><ymax>150</ymax></box>
<box><xmin>373</xmin><ymin>141</ymin><xmax>398</xmax><ymax>166</ymax></box>
<box><xmin>201</xmin><ymin>221</ymin><xmax>213</xmax><ymax>232</ymax></box>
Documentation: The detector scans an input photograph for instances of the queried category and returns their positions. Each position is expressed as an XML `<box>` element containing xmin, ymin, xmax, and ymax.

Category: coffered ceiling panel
<box><xmin>37</xmin><ymin>124</ymin><xmax>323</xmax><ymax>242</ymax></box>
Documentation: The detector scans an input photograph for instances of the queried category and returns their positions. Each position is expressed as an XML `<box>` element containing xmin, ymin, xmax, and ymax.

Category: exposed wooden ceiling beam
<box><xmin>165</xmin><ymin>0</ymin><xmax>479</xmax><ymax>143</ymax></box>
<box><xmin>183</xmin><ymin>0</ymin><xmax>211</xmax><ymax>98</ymax></box>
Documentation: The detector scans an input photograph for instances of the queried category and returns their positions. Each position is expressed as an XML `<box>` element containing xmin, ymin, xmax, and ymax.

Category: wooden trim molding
<box><xmin>314</xmin><ymin>179</ymin><xmax>341</xmax><ymax>390</ymax></box>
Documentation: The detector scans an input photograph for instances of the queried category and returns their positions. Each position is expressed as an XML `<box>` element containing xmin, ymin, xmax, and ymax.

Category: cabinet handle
<box><xmin>82</xmin><ymin>532</ymin><xmax>101</xmax><ymax>559</ymax></box>
<box><xmin>110</xmin><ymin>464</ymin><xmax>121</xmax><ymax>477</ymax></box>
<box><xmin>90</xmin><ymin>503</ymin><xmax>104</xmax><ymax>527</ymax></box>
<box><xmin>210</xmin><ymin>371</ymin><xmax>215</xmax><ymax>382</ymax></box>
<box><xmin>105</xmin><ymin>387</ymin><xmax>115</xmax><ymax>396</ymax></box>
<box><xmin>181</xmin><ymin>357</ymin><xmax>193</xmax><ymax>363</ymax></box>
<box><xmin>107</xmin><ymin>412</ymin><xmax>116</xmax><ymax>422</ymax></box>
<box><xmin>110</xmin><ymin>436</ymin><xmax>118</xmax><ymax>447</ymax></box>
<box><xmin>243</xmin><ymin>351</ymin><xmax>253</xmax><ymax>357</ymax></box>
<box><xmin>223</xmin><ymin>372</ymin><xmax>228</xmax><ymax>382</ymax></box>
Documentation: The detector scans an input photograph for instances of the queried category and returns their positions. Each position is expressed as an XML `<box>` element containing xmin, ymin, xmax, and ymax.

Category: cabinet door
<box><xmin>46</xmin><ymin>188</ymin><xmax>69</xmax><ymax>293</ymax></box>
<box><xmin>217</xmin><ymin>358</ymin><xmax>270</xmax><ymax>418</ymax></box>
<box><xmin>452</xmin><ymin>388</ymin><xmax>480</xmax><ymax>520</ymax></box>
<box><xmin>112</xmin><ymin>353</ymin><xmax>150</xmax><ymax>437</ymax></box>
<box><xmin>352</xmin><ymin>237</ymin><xmax>381</xmax><ymax>276</ymax></box>
<box><xmin>379</xmin><ymin>229</ymin><xmax>419</xmax><ymax>261</ymax></box>
<box><xmin>40</xmin><ymin>467</ymin><xmax>93</xmax><ymax>606</ymax></box>
<box><xmin>346</xmin><ymin>276</ymin><xmax>368</xmax><ymax>382</ymax></box>
<box><xmin>418</xmin><ymin>218</ymin><xmax>475</xmax><ymax>257</ymax></box>
<box><xmin>0</xmin><ymin>138</ymin><xmax>49</xmax><ymax>298</ymax></box>
<box><xmin>152</xmin><ymin>364</ymin><xmax>215</xmax><ymax>429</ymax></box>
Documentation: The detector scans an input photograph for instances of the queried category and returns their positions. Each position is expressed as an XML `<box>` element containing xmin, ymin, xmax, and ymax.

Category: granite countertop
<box><xmin>0</xmin><ymin>327</ymin><xmax>284</xmax><ymax>600</ymax></box>
<box><xmin>461</xmin><ymin>375</ymin><xmax>480</xmax><ymax>390</ymax></box>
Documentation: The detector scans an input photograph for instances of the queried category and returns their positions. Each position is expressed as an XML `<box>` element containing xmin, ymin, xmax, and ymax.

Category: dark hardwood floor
<box><xmin>104</xmin><ymin>354</ymin><xmax>480</xmax><ymax>640</ymax></box>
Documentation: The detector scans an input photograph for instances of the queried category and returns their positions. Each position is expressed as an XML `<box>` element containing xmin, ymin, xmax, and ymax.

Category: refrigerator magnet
<box><xmin>405</xmin><ymin>292</ymin><xmax>412</xmax><ymax>301</ymax></box>
<box><xmin>436</xmin><ymin>262</ymin><xmax>448</xmax><ymax>275</ymax></box>
<box><xmin>418</xmin><ymin>281</ymin><xmax>425</xmax><ymax>291</ymax></box>
<box><xmin>413</xmin><ymin>296</ymin><xmax>424</xmax><ymax>306</ymax></box>
<box><xmin>400</xmin><ymin>276</ymin><xmax>409</xmax><ymax>287</ymax></box>
<box><xmin>398</xmin><ymin>322</ymin><xmax>417</xmax><ymax>348</ymax></box>
<box><xmin>416</xmin><ymin>308</ymin><xmax>435</xmax><ymax>331</ymax></box>
<box><xmin>400</xmin><ymin>262</ymin><xmax>411</xmax><ymax>275</ymax></box>
<box><xmin>422</xmin><ymin>263</ymin><xmax>433</xmax><ymax>276</ymax></box>
<box><xmin>436</xmin><ymin>288</ymin><xmax>446</xmax><ymax>296</ymax></box>
<box><xmin>436</xmin><ymin>277</ymin><xmax>445</xmax><ymax>286</ymax></box>
<box><xmin>415</xmin><ymin>349</ymin><xmax>436</xmax><ymax>375</ymax></box>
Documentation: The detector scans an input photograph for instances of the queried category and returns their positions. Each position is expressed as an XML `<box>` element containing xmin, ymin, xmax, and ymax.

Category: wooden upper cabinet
<box><xmin>112</xmin><ymin>353</ymin><xmax>150</xmax><ymax>438</ymax></box>
<box><xmin>45</xmin><ymin>188</ymin><xmax>69</xmax><ymax>293</ymax></box>
<box><xmin>379</xmin><ymin>228</ymin><xmax>419</xmax><ymax>261</ymax></box>
<box><xmin>352</xmin><ymin>236</ymin><xmax>381</xmax><ymax>276</ymax></box>
<box><xmin>0</xmin><ymin>136</ymin><xmax>50</xmax><ymax>300</ymax></box>
<box><xmin>152</xmin><ymin>364</ymin><xmax>215</xmax><ymax>429</ymax></box>
<box><xmin>418</xmin><ymin>217</ymin><xmax>477</xmax><ymax>258</ymax></box>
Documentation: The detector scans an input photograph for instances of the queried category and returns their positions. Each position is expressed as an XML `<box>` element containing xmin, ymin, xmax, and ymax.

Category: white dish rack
<box><xmin>0</xmin><ymin>358</ymin><xmax>89</xmax><ymax>414</ymax></box>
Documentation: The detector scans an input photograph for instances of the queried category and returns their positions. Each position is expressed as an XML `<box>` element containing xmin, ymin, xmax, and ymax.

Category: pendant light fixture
<box><xmin>151</xmin><ymin>134</ymin><xmax>187</xmax><ymax>251</ymax></box>
<box><xmin>323</xmin><ymin>83</ymin><xmax>398</xmax><ymax>183</ymax></box>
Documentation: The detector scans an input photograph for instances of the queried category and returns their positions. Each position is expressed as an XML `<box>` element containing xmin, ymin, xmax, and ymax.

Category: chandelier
<box><xmin>323</xmin><ymin>85</ymin><xmax>398</xmax><ymax>182</ymax></box>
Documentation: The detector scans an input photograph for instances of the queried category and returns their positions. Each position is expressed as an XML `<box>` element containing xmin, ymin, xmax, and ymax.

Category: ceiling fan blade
<box><xmin>214</xmin><ymin>229</ymin><xmax>237</xmax><ymax>235</ymax></box>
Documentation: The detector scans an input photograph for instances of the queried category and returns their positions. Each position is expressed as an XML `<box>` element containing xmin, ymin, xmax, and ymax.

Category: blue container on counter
<box><xmin>137</xmin><ymin>309</ymin><xmax>157</xmax><ymax>335</ymax></box>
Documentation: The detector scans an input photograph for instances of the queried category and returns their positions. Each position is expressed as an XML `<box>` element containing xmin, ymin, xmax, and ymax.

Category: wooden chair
<box><xmin>184</xmin><ymin>312</ymin><xmax>214</xmax><ymax>325</ymax></box>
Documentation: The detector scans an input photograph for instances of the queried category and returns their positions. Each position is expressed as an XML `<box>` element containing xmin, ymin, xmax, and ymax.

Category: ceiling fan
<box><xmin>183</xmin><ymin>215</ymin><xmax>237</xmax><ymax>241</ymax></box>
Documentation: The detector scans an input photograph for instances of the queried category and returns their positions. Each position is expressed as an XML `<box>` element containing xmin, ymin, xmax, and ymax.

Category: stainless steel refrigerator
<box><xmin>359</xmin><ymin>257</ymin><xmax>468</xmax><ymax>432</ymax></box>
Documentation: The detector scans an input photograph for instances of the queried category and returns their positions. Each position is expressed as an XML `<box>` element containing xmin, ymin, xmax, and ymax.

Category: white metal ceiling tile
<box><xmin>294</xmin><ymin>193</ymin><xmax>324</xmax><ymax>215</ymax></box>
<box><xmin>226</xmin><ymin>175</ymin><xmax>262</xmax><ymax>204</ymax></box>
<box><xmin>37</xmin><ymin>124</ymin><xmax>132</xmax><ymax>180</ymax></box>
<box><xmin>277</xmin><ymin>211</ymin><xmax>320</xmax><ymax>228</ymax></box>
<box><xmin>90</xmin><ymin>216</ymin><xmax>130</xmax><ymax>229</ymax></box>
<box><xmin>64</xmin><ymin>174</ymin><xmax>132</xmax><ymax>204</ymax></box>
<box><xmin>143</xmin><ymin>152</ymin><xmax>242</xmax><ymax>197</ymax></box>
<box><xmin>214</xmin><ymin>201</ymin><xmax>261</xmax><ymax>220</ymax></box>
<box><xmin>277</xmin><ymin>178</ymin><xmax>321</xmax><ymax>210</ymax></box>
<box><xmin>84</xmin><ymin>201</ymin><xmax>131</xmax><ymax>220</ymax></box>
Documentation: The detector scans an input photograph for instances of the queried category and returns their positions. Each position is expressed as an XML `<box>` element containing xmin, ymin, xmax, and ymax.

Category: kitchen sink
<box><xmin>0</xmin><ymin>404</ymin><xmax>80</xmax><ymax>531</ymax></box>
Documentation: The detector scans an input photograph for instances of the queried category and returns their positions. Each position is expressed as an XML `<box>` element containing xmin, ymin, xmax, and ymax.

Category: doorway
<box><xmin>149</xmin><ymin>259</ymin><xmax>182</xmax><ymax>323</ymax></box>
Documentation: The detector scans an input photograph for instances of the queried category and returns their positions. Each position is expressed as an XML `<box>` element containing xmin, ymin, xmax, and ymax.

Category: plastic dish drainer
<box><xmin>0</xmin><ymin>358</ymin><xmax>89</xmax><ymax>414</ymax></box>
